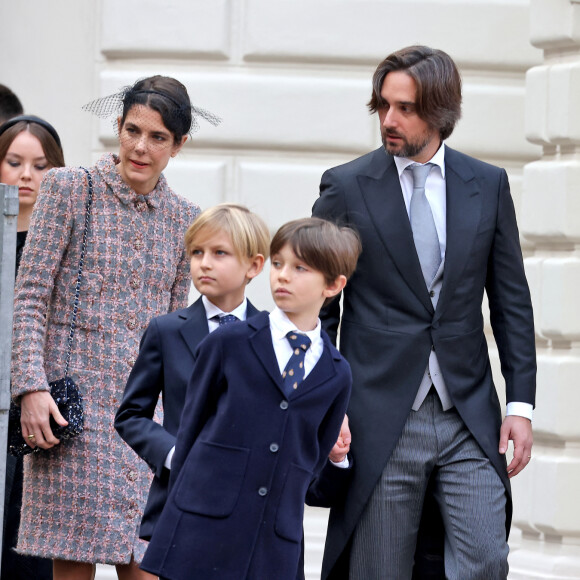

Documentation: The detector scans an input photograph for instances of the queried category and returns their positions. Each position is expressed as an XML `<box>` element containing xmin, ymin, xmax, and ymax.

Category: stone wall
<box><xmin>509</xmin><ymin>1</ymin><xmax>580</xmax><ymax>578</ymax></box>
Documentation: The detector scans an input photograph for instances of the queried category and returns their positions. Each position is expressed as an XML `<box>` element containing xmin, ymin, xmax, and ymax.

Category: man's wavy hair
<box><xmin>368</xmin><ymin>46</ymin><xmax>462</xmax><ymax>141</ymax></box>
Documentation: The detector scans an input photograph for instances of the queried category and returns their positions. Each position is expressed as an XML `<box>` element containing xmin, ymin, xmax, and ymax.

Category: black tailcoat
<box><xmin>312</xmin><ymin>146</ymin><xmax>536</xmax><ymax>579</ymax></box>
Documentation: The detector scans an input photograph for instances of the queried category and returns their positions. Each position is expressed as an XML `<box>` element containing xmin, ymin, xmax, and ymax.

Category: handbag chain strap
<box><xmin>63</xmin><ymin>167</ymin><xmax>94</xmax><ymax>378</ymax></box>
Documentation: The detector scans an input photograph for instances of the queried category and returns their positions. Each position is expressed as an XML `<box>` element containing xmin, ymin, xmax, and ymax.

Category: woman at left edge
<box><xmin>10</xmin><ymin>76</ymin><xmax>203</xmax><ymax>580</ymax></box>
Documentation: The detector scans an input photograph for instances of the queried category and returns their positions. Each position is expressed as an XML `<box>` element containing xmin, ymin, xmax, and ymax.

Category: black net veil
<box><xmin>82</xmin><ymin>82</ymin><xmax>221</xmax><ymax>138</ymax></box>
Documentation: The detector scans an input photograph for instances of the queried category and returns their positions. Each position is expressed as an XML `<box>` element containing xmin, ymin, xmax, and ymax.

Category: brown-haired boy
<box><xmin>115</xmin><ymin>203</ymin><xmax>269</xmax><ymax>540</ymax></box>
<box><xmin>141</xmin><ymin>217</ymin><xmax>361</xmax><ymax>580</ymax></box>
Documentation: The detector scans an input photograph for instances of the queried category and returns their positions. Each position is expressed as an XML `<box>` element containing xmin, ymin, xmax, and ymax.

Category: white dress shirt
<box><xmin>269</xmin><ymin>306</ymin><xmax>323</xmax><ymax>378</ymax></box>
<box><xmin>203</xmin><ymin>295</ymin><xmax>248</xmax><ymax>331</ymax></box>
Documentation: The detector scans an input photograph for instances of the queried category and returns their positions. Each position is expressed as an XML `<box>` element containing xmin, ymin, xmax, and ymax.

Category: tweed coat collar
<box><xmin>96</xmin><ymin>153</ymin><xmax>169</xmax><ymax>210</ymax></box>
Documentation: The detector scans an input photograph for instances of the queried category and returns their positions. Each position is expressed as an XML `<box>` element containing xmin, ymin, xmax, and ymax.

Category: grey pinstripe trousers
<box><xmin>350</xmin><ymin>390</ymin><xmax>508</xmax><ymax>580</ymax></box>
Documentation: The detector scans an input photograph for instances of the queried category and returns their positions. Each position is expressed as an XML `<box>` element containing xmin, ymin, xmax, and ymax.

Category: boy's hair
<box><xmin>270</xmin><ymin>217</ymin><xmax>361</xmax><ymax>303</ymax></box>
<box><xmin>184</xmin><ymin>203</ymin><xmax>270</xmax><ymax>261</ymax></box>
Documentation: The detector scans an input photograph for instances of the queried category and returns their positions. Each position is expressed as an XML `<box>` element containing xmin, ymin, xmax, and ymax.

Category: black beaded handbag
<box><xmin>8</xmin><ymin>168</ymin><xmax>94</xmax><ymax>457</ymax></box>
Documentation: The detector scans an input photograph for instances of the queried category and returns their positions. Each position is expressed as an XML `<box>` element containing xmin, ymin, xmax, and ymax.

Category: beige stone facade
<box><xmin>1</xmin><ymin>0</ymin><xmax>577</xmax><ymax>577</ymax></box>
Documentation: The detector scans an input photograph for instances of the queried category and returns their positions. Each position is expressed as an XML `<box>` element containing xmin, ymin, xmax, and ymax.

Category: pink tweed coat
<box><xmin>11</xmin><ymin>153</ymin><xmax>200</xmax><ymax>564</ymax></box>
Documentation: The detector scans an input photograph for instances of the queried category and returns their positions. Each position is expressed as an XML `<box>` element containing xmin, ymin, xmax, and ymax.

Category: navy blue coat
<box><xmin>140</xmin><ymin>311</ymin><xmax>352</xmax><ymax>580</ymax></box>
<box><xmin>114</xmin><ymin>297</ymin><xmax>260</xmax><ymax>539</ymax></box>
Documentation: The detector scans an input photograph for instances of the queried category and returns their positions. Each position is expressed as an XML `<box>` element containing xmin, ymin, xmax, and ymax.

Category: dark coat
<box><xmin>114</xmin><ymin>297</ymin><xmax>260</xmax><ymax>539</ymax></box>
<box><xmin>140</xmin><ymin>311</ymin><xmax>352</xmax><ymax>580</ymax></box>
<box><xmin>312</xmin><ymin>146</ymin><xmax>536</xmax><ymax>579</ymax></box>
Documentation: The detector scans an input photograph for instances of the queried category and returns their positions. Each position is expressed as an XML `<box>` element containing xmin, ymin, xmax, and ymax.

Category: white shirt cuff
<box><xmin>330</xmin><ymin>456</ymin><xmax>349</xmax><ymax>469</ymax></box>
<box><xmin>164</xmin><ymin>446</ymin><xmax>175</xmax><ymax>470</ymax></box>
<box><xmin>506</xmin><ymin>402</ymin><xmax>533</xmax><ymax>421</ymax></box>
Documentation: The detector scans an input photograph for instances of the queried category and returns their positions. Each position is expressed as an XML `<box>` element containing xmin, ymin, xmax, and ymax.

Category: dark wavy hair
<box><xmin>120</xmin><ymin>76</ymin><xmax>192</xmax><ymax>144</ymax></box>
<box><xmin>368</xmin><ymin>46</ymin><xmax>462</xmax><ymax>141</ymax></box>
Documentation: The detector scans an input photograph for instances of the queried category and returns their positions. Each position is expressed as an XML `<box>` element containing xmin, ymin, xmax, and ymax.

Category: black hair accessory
<box><xmin>0</xmin><ymin>114</ymin><xmax>63</xmax><ymax>151</ymax></box>
<box><xmin>82</xmin><ymin>86</ymin><xmax>221</xmax><ymax>136</ymax></box>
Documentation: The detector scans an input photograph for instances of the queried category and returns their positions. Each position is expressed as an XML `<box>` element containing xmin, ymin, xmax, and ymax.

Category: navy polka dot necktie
<box><xmin>282</xmin><ymin>331</ymin><xmax>311</xmax><ymax>396</ymax></box>
<box><xmin>212</xmin><ymin>314</ymin><xmax>238</xmax><ymax>326</ymax></box>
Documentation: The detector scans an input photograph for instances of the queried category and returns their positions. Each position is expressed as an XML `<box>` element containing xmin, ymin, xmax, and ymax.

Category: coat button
<box><xmin>269</xmin><ymin>443</ymin><xmax>279</xmax><ymax>453</ymax></box>
<box><xmin>258</xmin><ymin>487</ymin><xmax>268</xmax><ymax>496</ymax></box>
<box><xmin>130</xmin><ymin>276</ymin><xmax>140</xmax><ymax>289</ymax></box>
<box><xmin>127</xmin><ymin>470</ymin><xmax>137</xmax><ymax>482</ymax></box>
<box><xmin>134</xmin><ymin>239</ymin><xmax>144</xmax><ymax>251</ymax></box>
<box><xmin>127</xmin><ymin>357</ymin><xmax>137</xmax><ymax>367</ymax></box>
<box><xmin>429</xmin><ymin>290</ymin><xmax>435</xmax><ymax>297</ymax></box>
<box><xmin>127</xmin><ymin>318</ymin><xmax>137</xmax><ymax>330</ymax></box>
<box><xmin>280</xmin><ymin>401</ymin><xmax>289</xmax><ymax>410</ymax></box>
<box><xmin>136</xmin><ymin>202</ymin><xmax>147</xmax><ymax>212</ymax></box>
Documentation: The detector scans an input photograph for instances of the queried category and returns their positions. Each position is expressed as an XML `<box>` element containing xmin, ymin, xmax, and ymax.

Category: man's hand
<box><xmin>329</xmin><ymin>415</ymin><xmax>351</xmax><ymax>463</ymax></box>
<box><xmin>499</xmin><ymin>415</ymin><xmax>533</xmax><ymax>478</ymax></box>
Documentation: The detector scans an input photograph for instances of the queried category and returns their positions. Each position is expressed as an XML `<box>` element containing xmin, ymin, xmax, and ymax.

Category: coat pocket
<box><xmin>174</xmin><ymin>440</ymin><xmax>249</xmax><ymax>517</ymax></box>
<box><xmin>50</xmin><ymin>267</ymin><xmax>103</xmax><ymax>331</ymax></box>
<box><xmin>275</xmin><ymin>463</ymin><xmax>312</xmax><ymax>543</ymax></box>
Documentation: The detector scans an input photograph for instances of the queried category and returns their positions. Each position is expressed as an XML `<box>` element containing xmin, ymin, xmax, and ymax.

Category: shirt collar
<box><xmin>393</xmin><ymin>142</ymin><xmax>446</xmax><ymax>179</ymax></box>
<box><xmin>202</xmin><ymin>295</ymin><xmax>248</xmax><ymax>321</ymax></box>
<box><xmin>269</xmin><ymin>306</ymin><xmax>322</xmax><ymax>343</ymax></box>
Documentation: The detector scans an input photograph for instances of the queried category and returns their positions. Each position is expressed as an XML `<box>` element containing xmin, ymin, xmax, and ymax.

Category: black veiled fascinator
<box><xmin>82</xmin><ymin>81</ymin><xmax>221</xmax><ymax>137</ymax></box>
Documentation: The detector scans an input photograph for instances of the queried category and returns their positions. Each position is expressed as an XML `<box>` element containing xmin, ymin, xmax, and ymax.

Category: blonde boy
<box><xmin>115</xmin><ymin>203</ymin><xmax>269</xmax><ymax>540</ymax></box>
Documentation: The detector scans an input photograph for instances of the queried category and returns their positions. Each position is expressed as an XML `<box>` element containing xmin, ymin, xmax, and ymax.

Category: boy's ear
<box><xmin>324</xmin><ymin>275</ymin><xmax>347</xmax><ymax>298</ymax></box>
<box><xmin>245</xmin><ymin>254</ymin><xmax>265</xmax><ymax>283</ymax></box>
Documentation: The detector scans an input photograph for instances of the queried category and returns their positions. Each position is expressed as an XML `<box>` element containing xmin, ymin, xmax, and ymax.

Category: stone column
<box><xmin>510</xmin><ymin>0</ymin><xmax>580</xmax><ymax>577</ymax></box>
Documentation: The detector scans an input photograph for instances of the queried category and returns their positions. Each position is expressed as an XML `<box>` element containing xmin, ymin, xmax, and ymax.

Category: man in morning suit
<box><xmin>312</xmin><ymin>45</ymin><xmax>536</xmax><ymax>579</ymax></box>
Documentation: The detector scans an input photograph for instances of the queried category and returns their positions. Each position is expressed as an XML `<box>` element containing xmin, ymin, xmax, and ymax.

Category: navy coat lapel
<box><xmin>178</xmin><ymin>298</ymin><xmax>210</xmax><ymax>358</ymax></box>
<box><xmin>246</xmin><ymin>300</ymin><xmax>261</xmax><ymax>319</ymax></box>
<box><xmin>248</xmin><ymin>313</ymin><xmax>285</xmax><ymax>392</ymax></box>
<box><xmin>291</xmin><ymin>333</ymin><xmax>338</xmax><ymax>401</ymax></box>
<box><xmin>359</xmin><ymin>149</ymin><xmax>433</xmax><ymax>314</ymax></box>
<box><xmin>179</xmin><ymin>298</ymin><xmax>261</xmax><ymax>358</ymax></box>
<box><xmin>434</xmin><ymin>148</ymin><xmax>482</xmax><ymax>323</ymax></box>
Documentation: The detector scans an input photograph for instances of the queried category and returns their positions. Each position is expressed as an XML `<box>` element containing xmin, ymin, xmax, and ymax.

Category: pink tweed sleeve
<box><xmin>11</xmin><ymin>167</ymin><xmax>78</xmax><ymax>399</ymax></box>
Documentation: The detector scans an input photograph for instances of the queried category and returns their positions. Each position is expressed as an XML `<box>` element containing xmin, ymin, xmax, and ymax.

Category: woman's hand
<box><xmin>20</xmin><ymin>391</ymin><xmax>68</xmax><ymax>450</ymax></box>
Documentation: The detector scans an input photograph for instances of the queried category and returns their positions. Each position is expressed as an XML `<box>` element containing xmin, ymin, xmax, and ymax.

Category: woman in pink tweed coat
<box><xmin>11</xmin><ymin>76</ymin><xmax>207</xmax><ymax>580</ymax></box>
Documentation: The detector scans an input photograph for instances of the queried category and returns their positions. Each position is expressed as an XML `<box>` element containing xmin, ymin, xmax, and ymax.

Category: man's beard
<box><xmin>381</xmin><ymin>129</ymin><xmax>433</xmax><ymax>159</ymax></box>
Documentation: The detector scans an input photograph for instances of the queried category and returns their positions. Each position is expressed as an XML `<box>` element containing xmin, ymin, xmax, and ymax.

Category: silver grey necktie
<box><xmin>408</xmin><ymin>163</ymin><xmax>441</xmax><ymax>287</ymax></box>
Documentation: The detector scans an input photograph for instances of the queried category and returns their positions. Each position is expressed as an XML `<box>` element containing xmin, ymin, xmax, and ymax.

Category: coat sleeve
<box><xmin>11</xmin><ymin>167</ymin><xmax>80</xmax><ymax>399</ymax></box>
<box><xmin>168</xmin><ymin>333</ymin><xmax>226</xmax><ymax>489</ymax></box>
<box><xmin>306</xmin><ymin>358</ymin><xmax>353</xmax><ymax>507</ymax></box>
<box><xmin>312</xmin><ymin>168</ymin><xmax>349</xmax><ymax>345</ymax></box>
<box><xmin>115</xmin><ymin>317</ymin><xmax>177</xmax><ymax>477</ymax></box>
<box><xmin>485</xmin><ymin>169</ymin><xmax>536</xmax><ymax>406</ymax></box>
<box><xmin>168</xmin><ymin>203</ymin><xmax>199</xmax><ymax>312</ymax></box>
